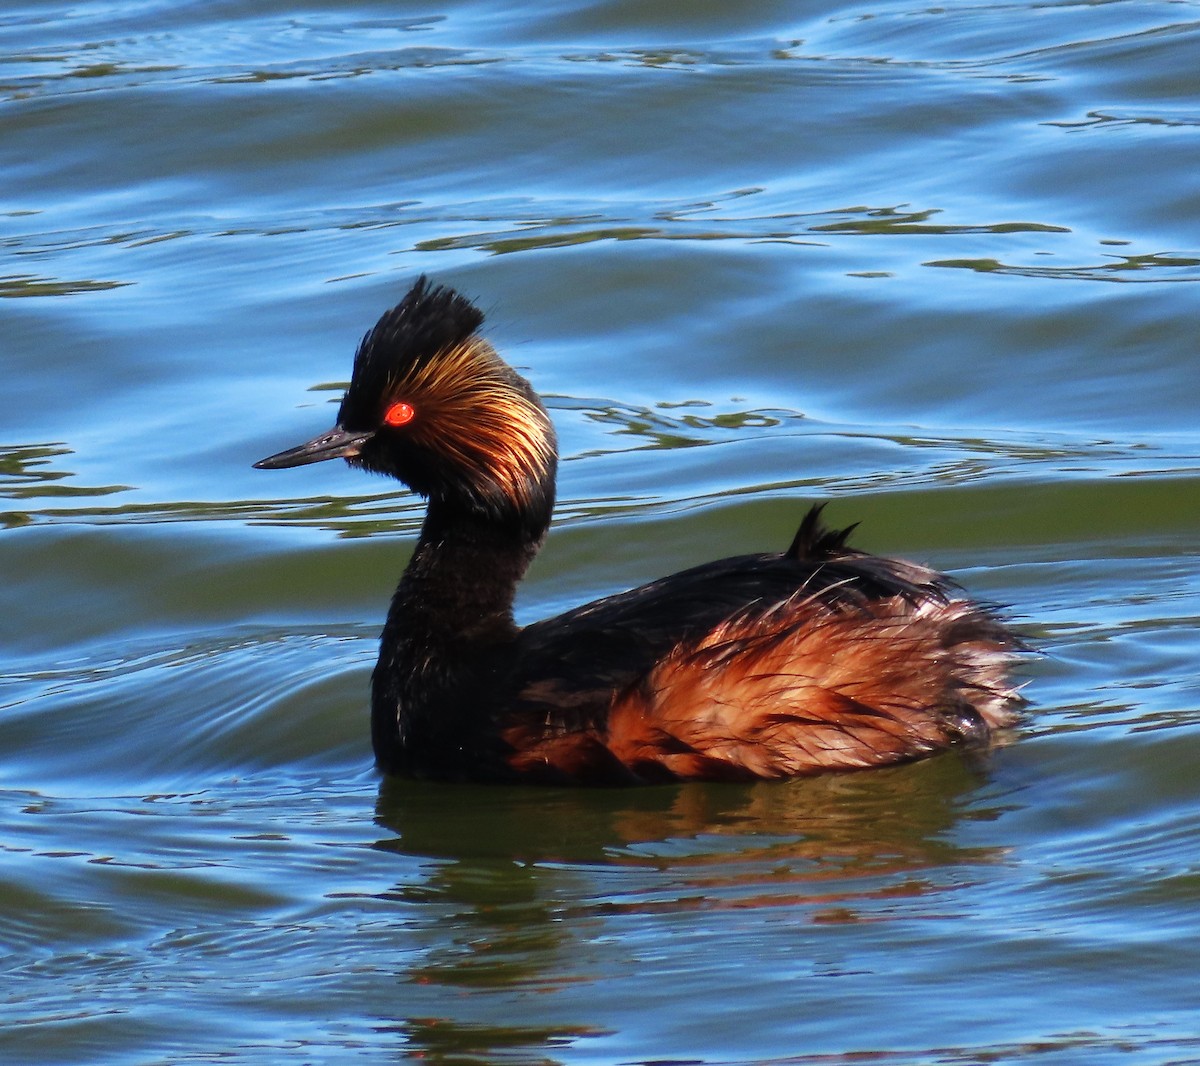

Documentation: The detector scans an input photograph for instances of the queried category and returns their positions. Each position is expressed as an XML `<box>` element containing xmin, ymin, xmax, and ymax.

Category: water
<box><xmin>3</xmin><ymin>0</ymin><xmax>1200</xmax><ymax>1062</ymax></box>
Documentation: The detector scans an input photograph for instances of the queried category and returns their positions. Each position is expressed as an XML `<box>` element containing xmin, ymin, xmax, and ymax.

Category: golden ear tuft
<box><xmin>399</xmin><ymin>337</ymin><xmax>558</xmax><ymax>512</ymax></box>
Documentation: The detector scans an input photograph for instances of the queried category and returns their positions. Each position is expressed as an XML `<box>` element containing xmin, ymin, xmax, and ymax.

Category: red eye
<box><xmin>384</xmin><ymin>401</ymin><xmax>415</xmax><ymax>427</ymax></box>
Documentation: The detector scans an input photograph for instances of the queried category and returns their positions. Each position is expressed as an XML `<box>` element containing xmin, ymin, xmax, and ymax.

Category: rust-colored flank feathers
<box><xmin>256</xmin><ymin>277</ymin><xmax>1025</xmax><ymax>785</ymax></box>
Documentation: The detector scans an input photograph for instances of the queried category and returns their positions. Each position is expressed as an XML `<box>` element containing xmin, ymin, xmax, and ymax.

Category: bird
<box><xmin>255</xmin><ymin>276</ymin><xmax>1023</xmax><ymax>785</ymax></box>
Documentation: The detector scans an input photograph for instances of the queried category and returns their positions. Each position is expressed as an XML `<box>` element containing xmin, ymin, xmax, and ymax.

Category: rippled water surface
<box><xmin>3</xmin><ymin>1</ymin><xmax>1200</xmax><ymax>1063</ymax></box>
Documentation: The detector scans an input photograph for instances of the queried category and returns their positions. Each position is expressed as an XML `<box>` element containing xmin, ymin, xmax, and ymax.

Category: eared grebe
<box><xmin>256</xmin><ymin>277</ymin><xmax>1022</xmax><ymax>784</ymax></box>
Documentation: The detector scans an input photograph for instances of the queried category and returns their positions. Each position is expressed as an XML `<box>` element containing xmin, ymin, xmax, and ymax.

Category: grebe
<box><xmin>256</xmin><ymin>277</ymin><xmax>1022</xmax><ymax>784</ymax></box>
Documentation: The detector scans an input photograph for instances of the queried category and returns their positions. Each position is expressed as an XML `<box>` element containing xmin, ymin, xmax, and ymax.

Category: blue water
<box><xmin>3</xmin><ymin>1</ymin><xmax>1200</xmax><ymax>1062</ymax></box>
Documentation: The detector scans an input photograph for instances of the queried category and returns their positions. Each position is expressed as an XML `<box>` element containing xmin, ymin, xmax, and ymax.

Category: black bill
<box><xmin>254</xmin><ymin>425</ymin><xmax>374</xmax><ymax>470</ymax></box>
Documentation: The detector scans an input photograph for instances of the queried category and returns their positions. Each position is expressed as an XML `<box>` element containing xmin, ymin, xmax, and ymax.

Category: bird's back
<box><xmin>501</xmin><ymin>506</ymin><xmax>1022</xmax><ymax>783</ymax></box>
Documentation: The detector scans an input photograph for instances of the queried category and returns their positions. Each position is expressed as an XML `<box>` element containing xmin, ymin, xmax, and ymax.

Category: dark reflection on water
<box><xmin>579</xmin><ymin>400</ymin><xmax>789</xmax><ymax>451</ymax></box>
<box><xmin>0</xmin><ymin>443</ymin><xmax>72</xmax><ymax>480</ymax></box>
<box><xmin>373</xmin><ymin>755</ymin><xmax>1002</xmax><ymax>867</ymax></box>
<box><xmin>809</xmin><ymin>207</ymin><xmax>1070</xmax><ymax>237</ymax></box>
<box><xmin>0</xmin><ymin>443</ymin><xmax>131</xmax><ymax>528</ymax></box>
<box><xmin>0</xmin><ymin>274</ymin><xmax>131</xmax><ymax>297</ymax></box>
<box><xmin>370</xmin><ymin>757</ymin><xmax>1008</xmax><ymax>1063</ymax></box>
<box><xmin>927</xmin><ymin>250</ymin><xmax>1200</xmax><ymax>283</ymax></box>
<box><xmin>413</xmin><ymin>201</ymin><xmax>1077</xmax><ymax>258</ymax></box>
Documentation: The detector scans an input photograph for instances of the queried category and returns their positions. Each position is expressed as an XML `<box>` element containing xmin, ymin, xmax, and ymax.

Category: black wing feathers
<box><xmin>510</xmin><ymin>505</ymin><xmax>959</xmax><ymax>733</ymax></box>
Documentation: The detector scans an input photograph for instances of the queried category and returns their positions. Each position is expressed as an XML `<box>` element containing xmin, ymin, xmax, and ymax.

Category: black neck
<box><xmin>394</xmin><ymin>498</ymin><xmax>546</xmax><ymax>639</ymax></box>
<box><xmin>370</xmin><ymin>495</ymin><xmax>550</xmax><ymax>776</ymax></box>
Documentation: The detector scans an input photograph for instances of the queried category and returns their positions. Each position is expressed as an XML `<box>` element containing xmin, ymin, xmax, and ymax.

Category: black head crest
<box><xmin>339</xmin><ymin>276</ymin><xmax>485</xmax><ymax>428</ymax></box>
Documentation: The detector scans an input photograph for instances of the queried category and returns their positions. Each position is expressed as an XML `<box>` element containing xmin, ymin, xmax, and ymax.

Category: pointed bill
<box><xmin>254</xmin><ymin>425</ymin><xmax>374</xmax><ymax>469</ymax></box>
